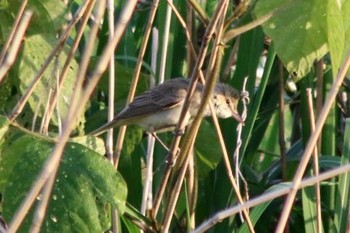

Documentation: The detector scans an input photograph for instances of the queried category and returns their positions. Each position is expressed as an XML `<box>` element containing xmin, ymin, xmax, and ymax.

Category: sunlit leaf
<box><xmin>0</xmin><ymin>133</ymin><xmax>127</xmax><ymax>232</ymax></box>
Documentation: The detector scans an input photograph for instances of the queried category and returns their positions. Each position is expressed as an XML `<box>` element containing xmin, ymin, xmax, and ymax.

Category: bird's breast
<box><xmin>136</xmin><ymin>105</ymin><xmax>192</xmax><ymax>132</ymax></box>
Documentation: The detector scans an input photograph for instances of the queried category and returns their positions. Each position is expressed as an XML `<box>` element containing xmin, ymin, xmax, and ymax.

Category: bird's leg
<box><xmin>150</xmin><ymin>132</ymin><xmax>181</xmax><ymax>166</ymax></box>
<box><xmin>151</xmin><ymin>132</ymin><xmax>170</xmax><ymax>151</ymax></box>
<box><xmin>172</xmin><ymin>128</ymin><xmax>185</xmax><ymax>137</ymax></box>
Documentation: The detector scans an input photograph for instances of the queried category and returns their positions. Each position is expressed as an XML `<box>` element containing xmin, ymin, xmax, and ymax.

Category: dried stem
<box><xmin>278</xmin><ymin>62</ymin><xmax>287</xmax><ymax>181</ymax></box>
<box><xmin>187</xmin><ymin>0</ymin><xmax>209</xmax><ymax>25</ymax></box>
<box><xmin>29</xmin><ymin>171</ymin><xmax>56</xmax><ymax>233</ymax></box>
<box><xmin>0</xmin><ymin>10</ymin><xmax>33</xmax><ymax>82</ymax></box>
<box><xmin>315</xmin><ymin>60</ymin><xmax>324</xmax><ymax>149</ymax></box>
<box><xmin>107</xmin><ymin>0</ymin><xmax>115</xmax><ymax>162</ymax></box>
<box><xmin>305</xmin><ymin>88</ymin><xmax>322</xmax><ymax>233</ymax></box>
<box><xmin>0</xmin><ymin>0</ymin><xmax>28</xmax><ymax>65</ymax></box>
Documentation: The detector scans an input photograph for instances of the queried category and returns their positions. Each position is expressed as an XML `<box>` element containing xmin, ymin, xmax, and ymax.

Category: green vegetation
<box><xmin>0</xmin><ymin>0</ymin><xmax>349</xmax><ymax>232</ymax></box>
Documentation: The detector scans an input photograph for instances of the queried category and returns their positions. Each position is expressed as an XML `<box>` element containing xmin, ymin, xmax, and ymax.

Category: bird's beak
<box><xmin>232</xmin><ymin>111</ymin><xmax>244</xmax><ymax>124</ymax></box>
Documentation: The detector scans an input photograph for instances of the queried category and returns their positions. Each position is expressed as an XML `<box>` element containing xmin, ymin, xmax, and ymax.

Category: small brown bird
<box><xmin>90</xmin><ymin>78</ymin><xmax>243</xmax><ymax>136</ymax></box>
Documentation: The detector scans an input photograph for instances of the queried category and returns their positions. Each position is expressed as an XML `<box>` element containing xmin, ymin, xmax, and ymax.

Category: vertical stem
<box><xmin>278</xmin><ymin>62</ymin><xmax>287</xmax><ymax>181</ymax></box>
<box><xmin>106</xmin><ymin>0</ymin><xmax>115</xmax><ymax>162</ymax></box>
<box><xmin>305</xmin><ymin>89</ymin><xmax>322</xmax><ymax>233</ymax></box>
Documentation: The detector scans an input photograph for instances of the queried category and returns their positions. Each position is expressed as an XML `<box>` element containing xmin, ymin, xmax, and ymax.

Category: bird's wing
<box><xmin>116</xmin><ymin>78</ymin><xmax>189</xmax><ymax>120</ymax></box>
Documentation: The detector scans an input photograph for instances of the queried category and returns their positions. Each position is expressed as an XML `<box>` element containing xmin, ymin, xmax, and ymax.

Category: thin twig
<box><xmin>166</xmin><ymin>0</ymin><xmax>197</xmax><ymax>59</ymax></box>
<box><xmin>40</xmin><ymin>57</ymin><xmax>61</xmax><ymax>134</ymax></box>
<box><xmin>193</xmin><ymin>163</ymin><xmax>350</xmax><ymax>233</ymax></box>
<box><xmin>305</xmin><ymin>88</ymin><xmax>322</xmax><ymax>233</ymax></box>
<box><xmin>222</xmin><ymin>36</ymin><xmax>240</xmax><ymax>81</ymax></box>
<box><xmin>275</xmin><ymin>50</ymin><xmax>350</xmax><ymax>233</ymax></box>
<box><xmin>140</xmin><ymin>27</ymin><xmax>159</xmax><ymax>218</ymax></box>
<box><xmin>141</xmin><ymin>135</ymin><xmax>156</xmax><ymax>216</ymax></box>
<box><xmin>158</xmin><ymin>0</ymin><xmax>172</xmax><ymax>83</ymax></box>
<box><xmin>315</xmin><ymin>60</ymin><xmax>324</xmax><ymax>150</ymax></box>
<box><xmin>29</xmin><ymin>172</ymin><xmax>56</xmax><ymax>233</ymax></box>
<box><xmin>106</xmin><ymin>0</ymin><xmax>118</xmax><ymax>232</ymax></box>
<box><xmin>107</xmin><ymin>0</ymin><xmax>115</xmax><ymax>162</ymax></box>
<box><xmin>187</xmin><ymin>0</ymin><xmax>209</xmax><ymax>25</ymax></box>
<box><xmin>0</xmin><ymin>10</ymin><xmax>33</xmax><ymax>82</ymax></box>
<box><xmin>0</xmin><ymin>0</ymin><xmax>28</xmax><ymax>65</ymax></box>
<box><xmin>222</xmin><ymin>10</ymin><xmax>276</xmax><ymax>44</ymax></box>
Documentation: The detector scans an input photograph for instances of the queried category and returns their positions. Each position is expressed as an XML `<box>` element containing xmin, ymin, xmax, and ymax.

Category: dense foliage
<box><xmin>0</xmin><ymin>0</ymin><xmax>349</xmax><ymax>232</ymax></box>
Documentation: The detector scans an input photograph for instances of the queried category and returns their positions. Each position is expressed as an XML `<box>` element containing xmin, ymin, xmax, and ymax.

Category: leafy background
<box><xmin>0</xmin><ymin>0</ymin><xmax>350</xmax><ymax>232</ymax></box>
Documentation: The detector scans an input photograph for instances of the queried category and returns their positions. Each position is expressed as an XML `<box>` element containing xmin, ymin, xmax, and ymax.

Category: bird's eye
<box><xmin>226</xmin><ymin>99</ymin><xmax>230</xmax><ymax>104</ymax></box>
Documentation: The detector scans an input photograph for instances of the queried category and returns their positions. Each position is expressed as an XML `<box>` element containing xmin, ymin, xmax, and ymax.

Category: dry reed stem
<box><xmin>106</xmin><ymin>0</ymin><xmax>118</xmax><ymax>231</ymax></box>
<box><xmin>305</xmin><ymin>88</ymin><xmax>322</xmax><ymax>233</ymax></box>
<box><xmin>275</xmin><ymin>50</ymin><xmax>350</xmax><ymax>232</ymax></box>
<box><xmin>0</xmin><ymin>11</ymin><xmax>32</xmax><ymax>81</ymax></box>
<box><xmin>29</xmin><ymin>170</ymin><xmax>56</xmax><ymax>233</ymax></box>
<box><xmin>106</xmin><ymin>0</ymin><xmax>116</xmax><ymax>162</ymax></box>
<box><xmin>0</xmin><ymin>0</ymin><xmax>28</xmax><ymax>65</ymax></box>
<box><xmin>193</xmin><ymin>163</ymin><xmax>350</xmax><ymax>233</ymax></box>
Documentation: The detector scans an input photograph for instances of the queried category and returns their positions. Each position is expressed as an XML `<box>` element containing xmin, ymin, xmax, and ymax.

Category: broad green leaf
<box><xmin>70</xmin><ymin>135</ymin><xmax>106</xmax><ymax>156</ymax></box>
<box><xmin>0</xmin><ymin>0</ymin><xmax>66</xmax><ymax>36</ymax></box>
<box><xmin>0</xmin><ymin>133</ymin><xmax>127</xmax><ymax>232</ymax></box>
<box><xmin>334</xmin><ymin>119</ymin><xmax>350</xmax><ymax>232</ymax></box>
<box><xmin>15</xmin><ymin>34</ymin><xmax>80</xmax><ymax>127</ymax></box>
<box><xmin>254</xmin><ymin>0</ymin><xmax>328</xmax><ymax>79</ymax></box>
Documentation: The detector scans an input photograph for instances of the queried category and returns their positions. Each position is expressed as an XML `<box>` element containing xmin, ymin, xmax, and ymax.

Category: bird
<box><xmin>90</xmin><ymin>78</ymin><xmax>243</xmax><ymax>136</ymax></box>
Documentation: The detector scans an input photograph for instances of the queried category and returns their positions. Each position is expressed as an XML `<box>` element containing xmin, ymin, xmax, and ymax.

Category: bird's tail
<box><xmin>89</xmin><ymin>119</ymin><xmax>120</xmax><ymax>136</ymax></box>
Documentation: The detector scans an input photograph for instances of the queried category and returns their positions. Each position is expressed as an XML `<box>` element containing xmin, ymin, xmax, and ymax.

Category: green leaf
<box><xmin>254</xmin><ymin>0</ymin><xmax>329</xmax><ymax>79</ymax></box>
<box><xmin>238</xmin><ymin>183</ymin><xmax>289</xmax><ymax>233</ymax></box>
<box><xmin>14</xmin><ymin>34</ymin><xmax>80</xmax><ymax>128</ymax></box>
<box><xmin>0</xmin><ymin>0</ymin><xmax>67</xmax><ymax>36</ymax></box>
<box><xmin>302</xmin><ymin>186</ymin><xmax>322</xmax><ymax>233</ymax></box>
<box><xmin>195</xmin><ymin>120</ymin><xmax>223</xmax><ymax>178</ymax></box>
<box><xmin>70</xmin><ymin>135</ymin><xmax>106</xmax><ymax>156</ymax></box>
<box><xmin>0</xmin><ymin>133</ymin><xmax>127</xmax><ymax>232</ymax></box>
<box><xmin>0</xmin><ymin>115</ymin><xmax>10</xmax><ymax>140</ymax></box>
